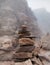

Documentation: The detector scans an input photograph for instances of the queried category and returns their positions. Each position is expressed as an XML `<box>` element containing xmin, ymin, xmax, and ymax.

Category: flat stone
<box><xmin>15</xmin><ymin>59</ymin><xmax>32</xmax><ymax>65</ymax></box>
<box><xmin>16</xmin><ymin>46</ymin><xmax>34</xmax><ymax>52</ymax></box>
<box><xmin>19</xmin><ymin>38</ymin><xmax>34</xmax><ymax>45</ymax></box>
<box><xmin>0</xmin><ymin>61</ymin><xmax>14</xmax><ymax>65</ymax></box>
<box><xmin>13</xmin><ymin>52</ymin><xmax>32</xmax><ymax>58</ymax></box>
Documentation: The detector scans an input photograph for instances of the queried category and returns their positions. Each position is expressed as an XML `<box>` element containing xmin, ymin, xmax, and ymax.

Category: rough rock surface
<box><xmin>41</xmin><ymin>34</ymin><xmax>50</xmax><ymax>50</ymax></box>
<box><xmin>0</xmin><ymin>35</ymin><xmax>50</xmax><ymax>65</ymax></box>
<box><xmin>0</xmin><ymin>0</ymin><xmax>50</xmax><ymax>65</ymax></box>
<box><xmin>0</xmin><ymin>0</ymin><xmax>41</xmax><ymax>36</ymax></box>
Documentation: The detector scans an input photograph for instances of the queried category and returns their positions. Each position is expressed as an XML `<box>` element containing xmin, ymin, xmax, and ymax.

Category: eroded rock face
<box><xmin>0</xmin><ymin>0</ymin><xmax>40</xmax><ymax>36</ymax></box>
<box><xmin>0</xmin><ymin>36</ymin><xmax>12</xmax><ymax>49</ymax></box>
<box><xmin>41</xmin><ymin>34</ymin><xmax>50</xmax><ymax>50</ymax></box>
<box><xmin>0</xmin><ymin>36</ymin><xmax>18</xmax><ymax>61</ymax></box>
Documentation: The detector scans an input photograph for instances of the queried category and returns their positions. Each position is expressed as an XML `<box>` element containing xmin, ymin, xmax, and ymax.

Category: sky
<box><xmin>27</xmin><ymin>0</ymin><xmax>50</xmax><ymax>12</ymax></box>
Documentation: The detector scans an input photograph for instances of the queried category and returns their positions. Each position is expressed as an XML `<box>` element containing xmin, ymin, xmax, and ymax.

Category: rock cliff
<box><xmin>0</xmin><ymin>0</ymin><xmax>40</xmax><ymax>36</ymax></box>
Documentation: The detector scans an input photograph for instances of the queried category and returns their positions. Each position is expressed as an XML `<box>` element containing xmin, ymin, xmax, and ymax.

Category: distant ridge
<box><xmin>34</xmin><ymin>8</ymin><xmax>50</xmax><ymax>34</ymax></box>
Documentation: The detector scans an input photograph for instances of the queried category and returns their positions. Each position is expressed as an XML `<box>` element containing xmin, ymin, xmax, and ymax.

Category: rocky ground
<box><xmin>0</xmin><ymin>0</ymin><xmax>49</xmax><ymax>65</ymax></box>
<box><xmin>0</xmin><ymin>34</ymin><xmax>50</xmax><ymax>65</ymax></box>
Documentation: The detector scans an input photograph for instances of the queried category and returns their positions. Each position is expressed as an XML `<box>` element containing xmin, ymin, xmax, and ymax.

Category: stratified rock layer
<box><xmin>0</xmin><ymin>0</ymin><xmax>40</xmax><ymax>36</ymax></box>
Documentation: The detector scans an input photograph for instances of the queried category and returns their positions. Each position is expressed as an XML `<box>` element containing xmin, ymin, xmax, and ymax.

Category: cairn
<box><xmin>13</xmin><ymin>25</ymin><xmax>35</xmax><ymax>62</ymax></box>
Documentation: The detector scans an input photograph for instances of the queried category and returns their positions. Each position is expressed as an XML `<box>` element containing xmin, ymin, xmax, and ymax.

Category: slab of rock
<box><xmin>0</xmin><ymin>51</ymin><xmax>14</xmax><ymax>61</ymax></box>
<box><xmin>31</xmin><ymin>57</ymin><xmax>43</xmax><ymax>65</ymax></box>
<box><xmin>15</xmin><ymin>59</ymin><xmax>32</xmax><ymax>65</ymax></box>
<box><xmin>16</xmin><ymin>45</ymin><xmax>34</xmax><ymax>52</ymax></box>
<box><xmin>41</xmin><ymin>34</ymin><xmax>50</xmax><ymax>50</ymax></box>
<box><xmin>0</xmin><ymin>61</ymin><xmax>14</xmax><ymax>65</ymax></box>
<box><xmin>42</xmin><ymin>59</ymin><xmax>50</xmax><ymax>65</ymax></box>
<box><xmin>13</xmin><ymin>52</ymin><xmax>32</xmax><ymax>58</ymax></box>
<box><xmin>38</xmin><ymin>49</ymin><xmax>50</xmax><ymax>62</ymax></box>
<box><xmin>19</xmin><ymin>38</ymin><xmax>35</xmax><ymax>45</ymax></box>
